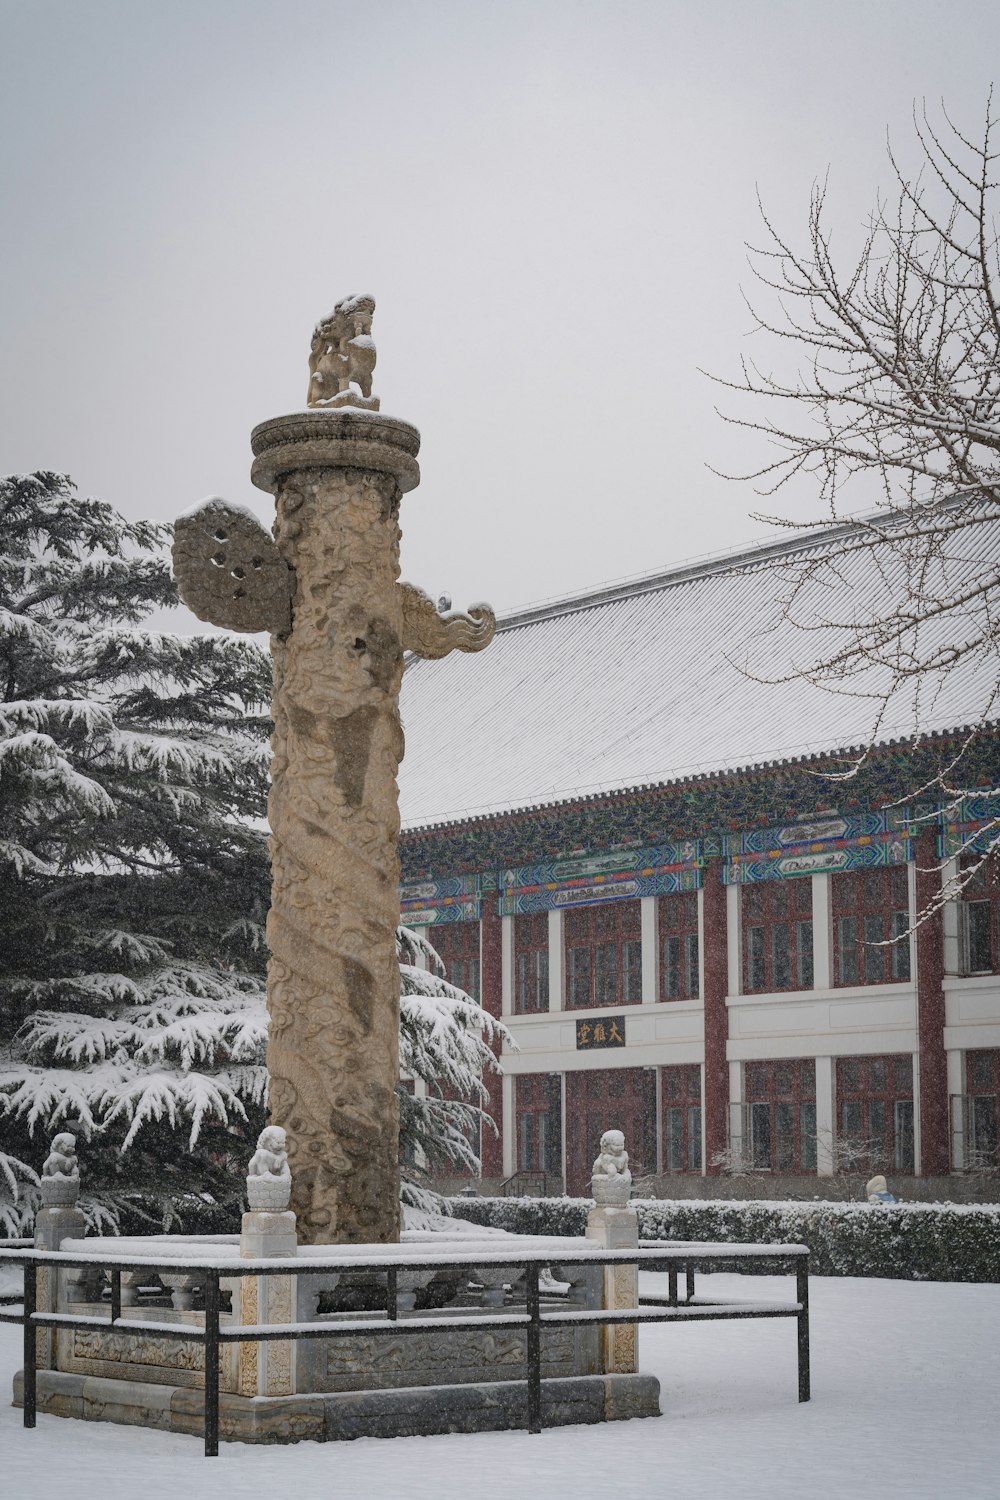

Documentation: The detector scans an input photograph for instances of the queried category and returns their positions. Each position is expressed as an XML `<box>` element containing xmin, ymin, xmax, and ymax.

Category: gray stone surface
<box><xmin>16</xmin><ymin>1368</ymin><xmax>661</xmax><ymax>1443</ymax></box>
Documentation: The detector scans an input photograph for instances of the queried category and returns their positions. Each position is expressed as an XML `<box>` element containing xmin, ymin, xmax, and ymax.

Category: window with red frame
<box><xmin>832</xmin><ymin>866</ymin><xmax>910</xmax><ymax>987</ymax></box>
<box><xmin>742</xmin><ymin>879</ymin><xmax>813</xmax><ymax>994</ymax></box>
<box><xmin>514</xmin><ymin>912</ymin><xmax>549</xmax><ymax>1013</ymax></box>
<box><xmin>564</xmin><ymin>900</ymin><xmax>642</xmax><ymax>1009</ymax></box>
<box><xmin>515</xmin><ymin>1073</ymin><xmax>562</xmax><ymax>1173</ymax></box>
<box><xmin>661</xmin><ymin>1064</ymin><xmax>702</xmax><ymax>1172</ymax></box>
<box><xmin>659</xmin><ymin>892</ymin><xmax>699</xmax><ymax>1001</ymax></box>
<box><xmin>964</xmin><ymin>1050</ymin><xmax>999</xmax><ymax>1168</ymax></box>
<box><xmin>434</xmin><ymin>920</ymin><xmax>481</xmax><ymax>1002</ymax></box>
<box><xmin>743</xmin><ymin>1059</ymin><xmax>817</xmax><ymax>1172</ymax></box>
<box><xmin>960</xmin><ymin>855</ymin><xmax>1000</xmax><ymax>975</ymax></box>
<box><xmin>836</xmin><ymin>1054</ymin><xmax>914</xmax><ymax>1172</ymax></box>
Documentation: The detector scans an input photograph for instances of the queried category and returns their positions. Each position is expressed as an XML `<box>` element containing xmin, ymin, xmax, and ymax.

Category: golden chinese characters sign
<box><xmin>575</xmin><ymin>1016</ymin><xmax>626</xmax><ymax>1050</ymax></box>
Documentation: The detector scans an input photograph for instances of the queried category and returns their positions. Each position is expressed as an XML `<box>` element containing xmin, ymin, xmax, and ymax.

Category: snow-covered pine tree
<box><xmin>0</xmin><ymin>472</ymin><xmax>508</xmax><ymax>1235</ymax></box>
<box><xmin>0</xmin><ymin>471</ymin><xmax>272</xmax><ymax>1233</ymax></box>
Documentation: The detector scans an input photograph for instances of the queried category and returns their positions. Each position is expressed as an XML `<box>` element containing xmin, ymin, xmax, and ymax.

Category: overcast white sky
<box><xmin>2</xmin><ymin>1</ymin><xmax>996</xmax><ymax>620</ymax></box>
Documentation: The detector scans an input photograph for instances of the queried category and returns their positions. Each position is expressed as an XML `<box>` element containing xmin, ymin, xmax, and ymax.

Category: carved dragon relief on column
<box><xmin>171</xmin><ymin>296</ymin><xmax>495</xmax><ymax>1243</ymax></box>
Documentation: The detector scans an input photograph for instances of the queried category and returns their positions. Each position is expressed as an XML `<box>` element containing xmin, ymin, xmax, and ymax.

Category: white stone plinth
<box><xmin>239</xmin><ymin>1210</ymin><xmax>297</xmax><ymax>1395</ymax></box>
<box><xmin>586</xmin><ymin>1203</ymin><xmax>639</xmax><ymax>1375</ymax></box>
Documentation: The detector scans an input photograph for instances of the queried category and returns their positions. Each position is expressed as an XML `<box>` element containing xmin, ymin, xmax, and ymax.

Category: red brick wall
<box><xmin>915</xmin><ymin>827</ymin><xmax>949</xmax><ymax>1174</ymax></box>
<box><xmin>702</xmin><ymin>860</ymin><xmax>729</xmax><ymax>1173</ymax></box>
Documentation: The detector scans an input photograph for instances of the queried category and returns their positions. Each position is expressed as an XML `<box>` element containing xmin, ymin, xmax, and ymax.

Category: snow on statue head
<box><xmin>591</xmin><ymin>1128</ymin><xmax>632</xmax><ymax>1205</ymax></box>
<box><xmin>40</xmin><ymin>1132</ymin><xmax>80</xmax><ymax>1206</ymax></box>
<box><xmin>247</xmin><ymin>1125</ymin><xmax>293</xmax><ymax>1212</ymax></box>
<box><xmin>307</xmin><ymin>293</ymin><xmax>379</xmax><ymax>411</ymax></box>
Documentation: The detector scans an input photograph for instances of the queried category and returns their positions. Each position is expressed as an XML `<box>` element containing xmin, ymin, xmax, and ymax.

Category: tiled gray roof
<box><xmin>398</xmin><ymin>510</ymin><xmax>999</xmax><ymax>829</ymax></box>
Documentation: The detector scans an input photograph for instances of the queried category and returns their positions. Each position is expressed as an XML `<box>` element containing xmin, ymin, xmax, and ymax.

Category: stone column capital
<box><xmin>250</xmin><ymin>409</ymin><xmax>421</xmax><ymax>496</ymax></box>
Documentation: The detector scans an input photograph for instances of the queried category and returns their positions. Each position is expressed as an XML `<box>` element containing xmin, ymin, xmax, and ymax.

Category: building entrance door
<box><xmin>564</xmin><ymin>1066</ymin><xmax>656</xmax><ymax>1195</ymax></box>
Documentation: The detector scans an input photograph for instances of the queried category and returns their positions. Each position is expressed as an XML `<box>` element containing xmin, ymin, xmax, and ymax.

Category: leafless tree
<box><xmin>713</xmin><ymin>95</ymin><xmax>1000</xmax><ymax>890</ymax></box>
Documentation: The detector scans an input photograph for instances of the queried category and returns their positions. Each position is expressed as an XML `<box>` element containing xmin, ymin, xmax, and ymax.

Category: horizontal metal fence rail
<box><xmin>0</xmin><ymin>1241</ymin><xmax>809</xmax><ymax>1456</ymax></box>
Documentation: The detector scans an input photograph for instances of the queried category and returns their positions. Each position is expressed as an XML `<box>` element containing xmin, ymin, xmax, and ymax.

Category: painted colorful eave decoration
<box><xmin>939</xmin><ymin>792</ymin><xmax>1000</xmax><ymax>859</ymax></box>
<box><xmin>399</xmin><ymin>870</ymin><xmax>496</xmax><ymax>926</ymax></box>
<box><xmin>724</xmin><ymin>809</ymin><xmax>914</xmax><ymax>884</ymax></box>
<box><xmin>499</xmin><ymin>839</ymin><xmax>703</xmax><ymax>916</ymax></box>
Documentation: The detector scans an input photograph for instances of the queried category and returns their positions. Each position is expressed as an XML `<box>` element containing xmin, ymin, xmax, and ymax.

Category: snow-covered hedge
<box><xmin>449</xmin><ymin>1196</ymin><xmax>1000</xmax><ymax>1282</ymax></box>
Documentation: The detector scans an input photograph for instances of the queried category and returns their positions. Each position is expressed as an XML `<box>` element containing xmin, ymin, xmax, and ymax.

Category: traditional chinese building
<box><xmin>397</xmin><ymin>516</ymin><xmax>1000</xmax><ymax>1195</ymax></box>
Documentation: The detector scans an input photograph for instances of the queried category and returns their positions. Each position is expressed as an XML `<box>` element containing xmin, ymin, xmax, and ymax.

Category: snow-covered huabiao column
<box><xmin>172</xmin><ymin>296</ymin><xmax>495</xmax><ymax>1244</ymax></box>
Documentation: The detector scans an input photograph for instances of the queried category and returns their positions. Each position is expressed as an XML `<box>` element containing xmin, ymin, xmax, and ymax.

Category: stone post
<box><xmin>239</xmin><ymin>1128</ymin><xmax>298</xmax><ymax>1396</ymax></box>
<box><xmin>172</xmin><ymin>297</ymin><xmax>495</xmax><ymax>1246</ymax></box>
<box><xmin>586</xmin><ymin>1129</ymin><xmax>639</xmax><ymax>1375</ymax></box>
<box><xmin>33</xmin><ymin>1134</ymin><xmax>85</xmax><ymax>1370</ymax></box>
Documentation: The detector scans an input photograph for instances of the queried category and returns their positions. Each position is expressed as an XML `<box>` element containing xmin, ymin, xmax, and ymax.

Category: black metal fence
<box><xmin>0</xmin><ymin>1240</ymin><xmax>809</xmax><ymax>1456</ymax></box>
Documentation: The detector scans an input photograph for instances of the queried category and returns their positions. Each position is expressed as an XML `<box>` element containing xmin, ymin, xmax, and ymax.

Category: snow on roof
<box><xmin>398</xmin><ymin>504</ymin><xmax>1000</xmax><ymax>831</ymax></box>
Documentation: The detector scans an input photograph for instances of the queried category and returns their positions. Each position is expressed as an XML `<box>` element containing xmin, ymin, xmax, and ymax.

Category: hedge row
<box><xmin>448</xmin><ymin>1196</ymin><xmax>1000</xmax><ymax>1282</ymax></box>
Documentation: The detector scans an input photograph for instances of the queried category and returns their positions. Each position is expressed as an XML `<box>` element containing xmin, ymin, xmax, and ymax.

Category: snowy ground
<box><xmin>2</xmin><ymin>1272</ymin><xmax>997</xmax><ymax>1500</ymax></box>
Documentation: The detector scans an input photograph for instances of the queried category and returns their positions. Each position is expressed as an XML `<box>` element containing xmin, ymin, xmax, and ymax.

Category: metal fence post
<box><xmin>22</xmin><ymin>1260</ymin><xmax>36</xmax><ymax>1429</ymax></box>
<box><xmin>110</xmin><ymin>1268</ymin><xmax>121</xmax><ymax>1324</ymax></box>
<box><xmin>203</xmin><ymin>1269</ymin><xmax>221</xmax><ymax>1456</ymax></box>
<box><xmin>796</xmin><ymin>1254</ymin><xmax>810</xmax><ymax>1402</ymax></box>
<box><xmin>525</xmin><ymin>1262</ymin><xmax>542</xmax><ymax>1435</ymax></box>
<box><xmin>386</xmin><ymin>1265</ymin><xmax>398</xmax><ymax>1322</ymax></box>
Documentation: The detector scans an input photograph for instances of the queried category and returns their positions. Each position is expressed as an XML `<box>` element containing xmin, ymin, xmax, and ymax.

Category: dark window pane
<box><xmin>622</xmin><ymin>939</ymin><xmax>642</xmax><ymax>1003</ymax></box>
<box><xmin>841</xmin><ymin>1060</ymin><xmax>860</xmax><ymax>1092</ymax></box>
<box><xmin>518</xmin><ymin>1113</ymin><xmax>534</xmax><ymax>1171</ymax></box>
<box><xmin>750</xmin><ymin>1102</ymin><xmax>771</xmax><ymax>1169</ymax></box>
<box><xmin>775</xmin><ymin>1065</ymin><xmax>793</xmax><ymax>1096</ymax></box>
<box><xmin>797</xmin><ymin>921</ymin><xmax>814</xmax><ymax>987</ymax></box>
<box><xmin>894</xmin><ymin>1055</ymin><xmax>913</xmax><ymax>1092</ymax></box>
<box><xmin>800</xmin><ymin>1059</ymin><xmax>816</xmax><ymax>1094</ymax></box>
<box><xmin>772</xmin><ymin>924</ymin><xmax>791</xmax><ymax>989</ymax></box>
<box><xmin>664</xmin><ymin>936</ymin><xmax>680</xmax><ymax>998</ymax></box>
<box><xmin>536</xmin><ymin>949</ymin><xmax>549</xmax><ymax>1008</ymax></box>
<box><xmin>890</xmin><ymin>911</ymin><xmax>911</xmax><ymax>980</ymax></box>
<box><xmin>800</xmin><ymin>1103</ymin><xmax>817</xmax><ymax>1169</ymax></box>
<box><xmin>746</xmin><ymin>1064</ymin><xmax>768</xmax><ymax>1099</ymax></box>
<box><xmin>688</xmin><ymin>1107</ymin><xmax>702</xmax><ymax>1171</ymax></box>
<box><xmin>748</xmin><ymin>927</ymin><xmax>765</xmax><ymax>991</ymax></box>
<box><xmin>570</xmin><ymin>947</ymin><xmax>591</xmax><ymax>1007</ymax></box>
<box><xmin>838</xmin><ymin>917</ymin><xmax>858</xmax><ymax>985</ymax></box>
<box><xmin>895</xmin><ymin>1100</ymin><xmax>915</xmax><ymax>1171</ymax></box>
<box><xmin>871</xmin><ymin>1059</ymin><xmax>886</xmax><ymax>1091</ymax></box>
<box><xmin>965</xmin><ymin>901</ymin><xmax>993</xmax><ymax>972</ymax></box>
<box><xmin>863</xmin><ymin>914</ymin><xmax>885</xmax><ymax>983</ymax></box>
<box><xmin>969</xmin><ymin>1052</ymin><xmax>994</xmax><ymax>1091</ymax></box>
<box><xmin>684</xmin><ymin>932</ymin><xmax>700</xmax><ymax>998</ymax></box>
<box><xmin>890</xmin><ymin>865</ymin><xmax>908</xmax><ymax>906</ymax></box>
<box><xmin>595</xmin><ymin>943</ymin><xmax>617</xmax><ymax>1004</ymax></box>
<box><xmin>772</xmin><ymin>883</ymin><xmax>789</xmax><ymax>916</ymax></box>
<box><xmin>869</xmin><ymin>1098</ymin><xmax>885</xmax><ymax>1145</ymax></box>
<box><xmin>667</xmin><ymin>1107</ymin><xmax>684</xmax><ymax>1171</ymax></box>
<box><xmin>775</xmin><ymin>1102</ymin><xmax>794</xmax><ymax>1169</ymax></box>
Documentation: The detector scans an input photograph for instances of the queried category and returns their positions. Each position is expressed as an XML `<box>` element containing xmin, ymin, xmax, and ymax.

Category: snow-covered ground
<box><xmin>2</xmin><ymin>1273</ymin><xmax>997</xmax><ymax>1500</ymax></box>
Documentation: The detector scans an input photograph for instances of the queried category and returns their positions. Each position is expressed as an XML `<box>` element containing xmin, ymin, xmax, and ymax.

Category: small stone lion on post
<box><xmin>247</xmin><ymin>1126</ymin><xmax>292</xmax><ymax>1213</ymax></box>
<box><xmin>39</xmin><ymin>1132</ymin><xmax>80</xmax><ymax>1207</ymax></box>
<box><xmin>591</xmin><ymin>1128</ymin><xmax>632</xmax><ymax>1205</ymax></box>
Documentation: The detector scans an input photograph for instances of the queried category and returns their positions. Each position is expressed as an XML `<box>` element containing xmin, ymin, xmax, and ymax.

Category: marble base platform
<box><xmin>14</xmin><ymin>1367</ymin><xmax>661</xmax><ymax>1443</ymax></box>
